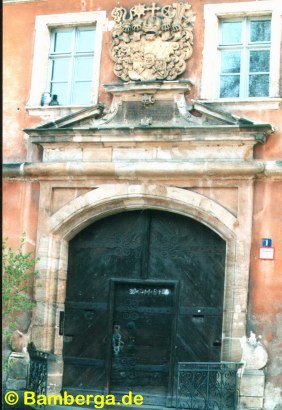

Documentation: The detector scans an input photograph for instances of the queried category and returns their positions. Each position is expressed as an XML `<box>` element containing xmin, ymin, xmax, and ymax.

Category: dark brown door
<box><xmin>62</xmin><ymin>210</ymin><xmax>226</xmax><ymax>406</ymax></box>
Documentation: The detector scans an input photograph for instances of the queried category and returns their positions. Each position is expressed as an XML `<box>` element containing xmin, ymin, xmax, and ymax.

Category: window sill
<box><xmin>26</xmin><ymin>105</ymin><xmax>92</xmax><ymax>120</ymax></box>
<box><xmin>198</xmin><ymin>98</ymin><xmax>281</xmax><ymax>111</ymax></box>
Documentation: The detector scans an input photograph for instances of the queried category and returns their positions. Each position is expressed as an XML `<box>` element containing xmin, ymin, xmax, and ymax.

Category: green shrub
<box><xmin>2</xmin><ymin>234</ymin><xmax>38</xmax><ymax>340</ymax></box>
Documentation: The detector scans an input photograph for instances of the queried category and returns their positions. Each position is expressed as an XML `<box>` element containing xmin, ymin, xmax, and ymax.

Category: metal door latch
<box><xmin>112</xmin><ymin>325</ymin><xmax>124</xmax><ymax>356</ymax></box>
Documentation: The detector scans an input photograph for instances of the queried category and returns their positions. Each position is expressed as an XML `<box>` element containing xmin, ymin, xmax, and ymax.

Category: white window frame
<box><xmin>27</xmin><ymin>11</ymin><xmax>106</xmax><ymax>108</ymax></box>
<box><xmin>201</xmin><ymin>1</ymin><xmax>281</xmax><ymax>101</ymax></box>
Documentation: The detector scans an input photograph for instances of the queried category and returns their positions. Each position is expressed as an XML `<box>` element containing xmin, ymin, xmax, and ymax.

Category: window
<box><xmin>201</xmin><ymin>1</ymin><xmax>281</xmax><ymax>102</ymax></box>
<box><xmin>27</xmin><ymin>11</ymin><xmax>106</xmax><ymax>110</ymax></box>
<box><xmin>49</xmin><ymin>27</ymin><xmax>96</xmax><ymax>105</ymax></box>
<box><xmin>219</xmin><ymin>17</ymin><xmax>271</xmax><ymax>98</ymax></box>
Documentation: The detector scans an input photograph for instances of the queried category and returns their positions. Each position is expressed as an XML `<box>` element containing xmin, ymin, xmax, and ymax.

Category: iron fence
<box><xmin>176</xmin><ymin>362</ymin><xmax>242</xmax><ymax>410</ymax></box>
<box><xmin>27</xmin><ymin>345</ymin><xmax>49</xmax><ymax>396</ymax></box>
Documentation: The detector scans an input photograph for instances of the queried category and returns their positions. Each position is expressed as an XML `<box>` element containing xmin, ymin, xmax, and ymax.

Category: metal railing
<box><xmin>176</xmin><ymin>362</ymin><xmax>242</xmax><ymax>410</ymax></box>
<box><xmin>27</xmin><ymin>345</ymin><xmax>49</xmax><ymax>396</ymax></box>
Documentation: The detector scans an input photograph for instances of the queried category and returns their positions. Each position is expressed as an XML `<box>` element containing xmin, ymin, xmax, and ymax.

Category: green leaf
<box><xmin>2</xmin><ymin>235</ymin><xmax>38</xmax><ymax>338</ymax></box>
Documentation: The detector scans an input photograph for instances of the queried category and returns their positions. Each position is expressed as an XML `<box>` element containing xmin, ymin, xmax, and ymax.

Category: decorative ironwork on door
<box><xmin>177</xmin><ymin>362</ymin><xmax>242</xmax><ymax>410</ymax></box>
<box><xmin>62</xmin><ymin>210</ymin><xmax>226</xmax><ymax>406</ymax></box>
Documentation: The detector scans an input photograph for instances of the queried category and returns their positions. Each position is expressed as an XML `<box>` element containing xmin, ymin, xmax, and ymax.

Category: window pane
<box><xmin>49</xmin><ymin>27</ymin><xmax>96</xmax><ymax>105</ymax></box>
<box><xmin>74</xmin><ymin>57</ymin><xmax>93</xmax><ymax>81</ymax></box>
<box><xmin>221</xmin><ymin>21</ymin><xmax>242</xmax><ymax>44</ymax></box>
<box><xmin>220</xmin><ymin>75</ymin><xmax>240</xmax><ymax>97</ymax></box>
<box><xmin>249</xmin><ymin>50</ymin><xmax>270</xmax><ymax>73</ymax></box>
<box><xmin>50</xmin><ymin>83</ymin><xmax>68</xmax><ymax>105</ymax></box>
<box><xmin>249</xmin><ymin>74</ymin><xmax>269</xmax><ymax>97</ymax></box>
<box><xmin>53</xmin><ymin>31</ymin><xmax>73</xmax><ymax>53</ymax></box>
<box><xmin>72</xmin><ymin>81</ymin><xmax>92</xmax><ymax>104</ymax></box>
<box><xmin>221</xmin><ymin>51</ymin><xmax>241</xmax><ymax>73</ymax></box>
<box><xmin>76</xmin><ymin>29</ymin><xmax>96</xmax><ymax>52</ymax></box>
<box><xmin>51</xmin><ymin>59</ymin><xmax>70</xmax><ymax>81</ymax></box>
<box><xmin>250</xmin><ymin>20</ymin><xmax>271</xmax><ymax>42</ymax></box>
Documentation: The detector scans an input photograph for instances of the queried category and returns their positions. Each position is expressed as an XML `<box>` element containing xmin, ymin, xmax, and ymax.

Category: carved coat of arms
<box><xmin>110</xmin><ymin>2</ymin><xmax>194</xmax><ymax>81</ymax></box>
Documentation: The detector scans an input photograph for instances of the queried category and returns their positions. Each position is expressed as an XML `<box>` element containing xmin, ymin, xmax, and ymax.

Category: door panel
<box><xmin>62</xmin><ymin>210</ymin><xmax>226</xmax><ymax>405</ymax></box>
<box><xmin>63</xmin><ymin>302</ymin><xmax>108</xmax><ymax>390</ymax></box>
<box><xmin>110</xmin><ymin>281</ymin><xmax>176</xmax><ymax>405</ymax></box>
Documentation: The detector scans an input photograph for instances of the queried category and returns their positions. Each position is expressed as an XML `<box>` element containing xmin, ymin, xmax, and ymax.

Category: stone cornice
<box><xmin>3</xmin><ymin>160</ymin><xmax>282</xmax><ymax>180</ymax></box>
<box><xmin>263</xmin><ymin>160</ymin><xmax>282</xmax><ymax>178</ymax></box>
<box><xmin>24</xmin><ymin>83</ymin><xmax>274</xmax><ymax>134</ymax></box>
<box><xmin>24</xmin><ymin>126</ymin><xmax>270</xmax><ymax>142</ymax></box>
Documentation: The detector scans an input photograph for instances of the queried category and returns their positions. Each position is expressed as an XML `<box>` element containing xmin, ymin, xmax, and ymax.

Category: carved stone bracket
<box><xmin>141</xmin><ymin>93</ymin><xmax>156</xmax><ymax>107</ymax></box>
<box><xmin>110</xmin><ymin>2</ymin><xmax>194</xmax><ymax>81</ymax></box>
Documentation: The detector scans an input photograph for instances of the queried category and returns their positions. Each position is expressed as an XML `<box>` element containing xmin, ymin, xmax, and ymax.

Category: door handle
<box><xmin>112</xmin><ymin>325</ymin><xmax>124</xmax><ymax>356</ymax></box>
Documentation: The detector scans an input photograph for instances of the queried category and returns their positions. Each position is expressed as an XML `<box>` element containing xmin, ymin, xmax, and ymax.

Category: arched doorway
<box><xmin>62</xmin><ymin>209</ymin><xmax>226</xmax><ymax>406</ymax></box>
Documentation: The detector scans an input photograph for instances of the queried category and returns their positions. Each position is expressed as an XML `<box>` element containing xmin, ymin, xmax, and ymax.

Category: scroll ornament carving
<box><xmin>110</xmin><ymin>2</ymin><xmax>194</xmax><ymax>81</ymax></box>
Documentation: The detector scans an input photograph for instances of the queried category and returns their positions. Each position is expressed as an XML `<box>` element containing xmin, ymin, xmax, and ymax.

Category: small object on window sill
<box><xmin>49</xmin><ymin>94</ymin><xmax>59</xmax><ymax>106</ymax></box>
<box><xmin>40</xmin><ymin>92</ymin><xmax>52</xmax><ymax>106</ymax></box>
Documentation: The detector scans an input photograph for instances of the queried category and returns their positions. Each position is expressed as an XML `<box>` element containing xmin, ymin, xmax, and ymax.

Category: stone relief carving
<box><xmin>141</xmin><ymin>93</ymin><xmax>156</xmax><ymax>107</ymax></box>
<box><xmin>110</xmin><ymin>2</ymin><xmax>194</xmax><ymax>81</ymax></box>
<box><xmin>240</xmin><ymin>331</ymin><xmax>268</xmax><ymax>370</ymax></box>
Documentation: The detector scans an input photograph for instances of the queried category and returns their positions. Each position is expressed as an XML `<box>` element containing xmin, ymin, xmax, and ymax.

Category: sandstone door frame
<box><xmin>32</xmin><ymin>183</ymin><xmax>253</xmax><ymax>392</ymax></box>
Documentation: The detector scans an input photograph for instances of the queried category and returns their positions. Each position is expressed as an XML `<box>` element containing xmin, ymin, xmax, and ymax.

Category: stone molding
<box><xmin>48</xmin><ymin>184</ymin><xmax>238</xmax><ymax>238</ymax></box>
<box><xmin>3</xmin><ymin>161</ymin><xmax>282</xmax><ymax>179</ymax></box>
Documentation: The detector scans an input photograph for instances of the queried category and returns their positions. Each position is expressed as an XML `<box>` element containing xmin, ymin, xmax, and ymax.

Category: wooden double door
<box><xmin>62</xmin><ymin>210</ymin><xmax>226</xmax><ymax>406</ymax></box>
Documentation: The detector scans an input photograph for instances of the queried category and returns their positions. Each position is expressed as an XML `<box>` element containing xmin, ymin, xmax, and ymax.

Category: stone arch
<box><xmin>33</xmin><ymin>184</ymin><xmax>248</xmax><ymax>392</ymax></box>
<box><xmin>49</xmin><ymin>184</ymin><xmax>237</xmax><ymax>239</ymax></box>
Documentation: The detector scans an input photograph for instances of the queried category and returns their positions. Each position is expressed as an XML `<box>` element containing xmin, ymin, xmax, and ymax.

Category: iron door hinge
<box><xmin>59</xmin><ymin>311</ymin><xmax>65</xmax><ymax>336</ymax></box>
